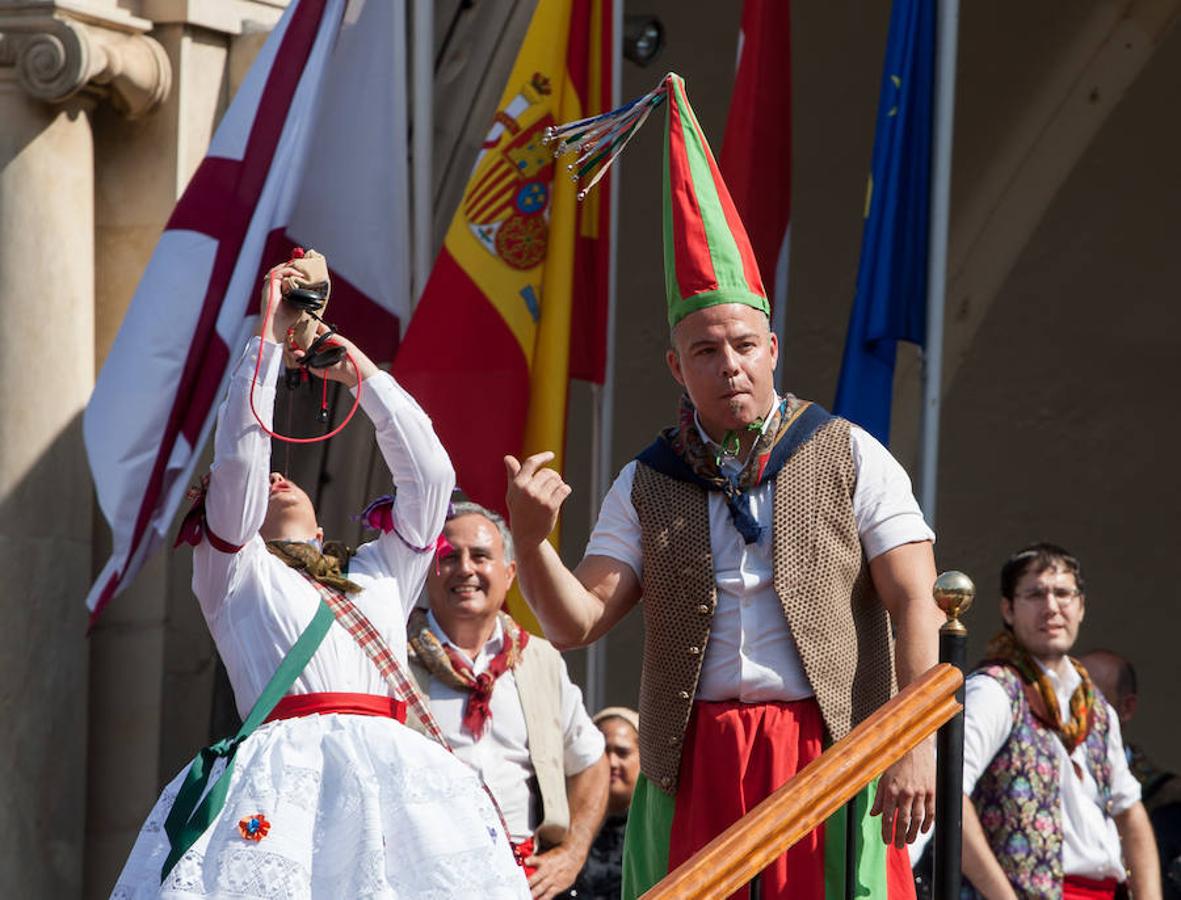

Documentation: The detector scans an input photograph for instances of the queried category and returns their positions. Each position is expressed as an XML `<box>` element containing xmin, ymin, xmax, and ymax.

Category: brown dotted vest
<box><xmin>631</xmin><ymin>416</ymin><xmax>897</xmax><ymax>795</ymax></box>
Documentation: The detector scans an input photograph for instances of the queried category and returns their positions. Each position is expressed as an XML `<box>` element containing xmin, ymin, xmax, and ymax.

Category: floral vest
<box><xmin>965</xmin><ymin>664</ymin><xmax>1113</xmax><ymax>899</ymax></box>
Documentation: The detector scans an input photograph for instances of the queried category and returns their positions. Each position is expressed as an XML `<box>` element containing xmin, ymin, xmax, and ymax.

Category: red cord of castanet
<box><xmin>249</xmin><ymin>265</ymin><xmax>362</xmax><ymax>443</ymax></box>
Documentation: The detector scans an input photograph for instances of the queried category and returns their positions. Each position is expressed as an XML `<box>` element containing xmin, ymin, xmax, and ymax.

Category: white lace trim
<box><xmin>111</xmin><ymin>716</ymin><xmax>528</xmax><ymax>899</ymax></box>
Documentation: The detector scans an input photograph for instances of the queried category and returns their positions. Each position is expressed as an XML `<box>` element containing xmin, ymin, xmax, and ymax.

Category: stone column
<box><xmin>0</xmin><ymin>3</ymin><xmax>169</xmax><ymax>896</ymax></box>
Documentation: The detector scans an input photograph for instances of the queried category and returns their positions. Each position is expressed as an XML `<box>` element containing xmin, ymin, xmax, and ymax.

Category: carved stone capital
<box><xmin>0</xmin><ymin>3</ymin><xmax>171</xmax><ymax>118</ymax></box>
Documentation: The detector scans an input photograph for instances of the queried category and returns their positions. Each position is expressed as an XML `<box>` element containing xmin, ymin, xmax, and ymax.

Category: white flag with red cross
<box><xmin>83</xmin><ymin>0</ymin><xmax>410</xmax><ymax>622</ymax></box>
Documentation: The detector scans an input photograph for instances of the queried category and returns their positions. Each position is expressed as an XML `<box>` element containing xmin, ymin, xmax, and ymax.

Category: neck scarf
<box><xmin>266</xmin><ymin>539</ymin><xmax>360</xmax><ymax>594</ymax></box>
<box><xmin>983</xmin><ymin>629</ymin><xmax>1096</xmax><ymax>753</ymax></box>
<box><xmin>636</xmin><ymin>393</ymin><xmax>829</xmax><ymax>543</ymax></box>
<box><xmin>408</xmin><ymin>608</ymin><xmax>529</xmax><ymax>740</ymax></box>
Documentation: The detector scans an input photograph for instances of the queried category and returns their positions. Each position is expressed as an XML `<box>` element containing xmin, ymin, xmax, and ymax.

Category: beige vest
<box><xmin>408</xmin><ymin>631</ymin><xmax>571</xmax><ymax>846</ymax></box>
<box><xmin>631</xmin><ymin>416</ymin><xmax>897</xmax><ymax>795</ymax></box>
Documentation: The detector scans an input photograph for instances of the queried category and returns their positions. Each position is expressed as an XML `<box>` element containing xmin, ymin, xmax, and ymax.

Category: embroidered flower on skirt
<box><xmin>238</xmin><ymin>813</ymin><xmax>271</xmax><ymax>842</ymax></box>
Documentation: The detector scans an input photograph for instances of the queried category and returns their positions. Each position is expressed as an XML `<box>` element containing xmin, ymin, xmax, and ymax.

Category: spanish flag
<box><xmin>393</xmin><ymin>0</ymin><xmax>613</xmax><ymax>627</ymax></box>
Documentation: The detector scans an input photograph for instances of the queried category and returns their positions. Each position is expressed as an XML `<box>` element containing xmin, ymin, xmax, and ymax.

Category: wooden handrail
<box><xmin>642</xmin><ymin>663</ymin><xmax>963</xmax><ymax>899</ymax></box>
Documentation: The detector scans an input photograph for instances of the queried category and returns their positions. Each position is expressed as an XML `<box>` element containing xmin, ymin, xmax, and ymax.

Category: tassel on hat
<box><xmin>546</xmin><ymin>73</ymin><xmax>768</xmax><ymax>329</ymax></box>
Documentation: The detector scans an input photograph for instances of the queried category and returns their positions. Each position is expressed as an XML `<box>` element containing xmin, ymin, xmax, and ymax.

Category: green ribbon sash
<box><xmin>160</xmin><ymin>600</ymin><xmax>335</xmax><ymax>881</ymax></box>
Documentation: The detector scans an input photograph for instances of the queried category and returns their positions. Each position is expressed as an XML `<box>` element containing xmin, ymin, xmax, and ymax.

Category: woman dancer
<box><xmin>112</xmin><ymin>257</ymin><xmax>529</xmax><ymax>898</ymax></box>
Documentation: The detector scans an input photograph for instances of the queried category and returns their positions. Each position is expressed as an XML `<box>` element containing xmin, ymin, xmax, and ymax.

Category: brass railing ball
<box><xmin>933</xmin><ymin>570</ymin><xmax>975</xmax><ymax>621</ymax></box>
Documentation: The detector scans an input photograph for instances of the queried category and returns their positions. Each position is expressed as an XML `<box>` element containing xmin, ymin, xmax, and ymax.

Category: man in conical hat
<box><xmin>506</xmin><ymin>74</ymin><xmax>941</xmax><ymax>899</ymax></box>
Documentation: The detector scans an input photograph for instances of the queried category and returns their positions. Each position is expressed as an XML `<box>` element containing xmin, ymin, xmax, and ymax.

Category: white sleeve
<box><xmin>1104</xmin><ymin>703</ymin><xmax>1143</xmax><ymax>815</ymax></box>
<box><xmin>204</xmin><ymin>337</ymin><xmax>283</xmax><ymax>549</ymax></box>
<box><xmin>850</xmin><ymin>426</ymin><xmax>935</xmax><ymax>561</ymax></box>
<box><xmin>358</xmin><ymin>372</ymin><xmax>456</xmax><ymax>566</ymax></box>
<box><xmin>193</xmin><ymin>338</ymin><xmax>283</xmax><ymax>618</ymax></box>
<box><xmin>557</xmin><ymin>656</ymin><xmax>607</xmax><ymax>775</ymax></box>
<box><xmin>962</xmin><ymin>674</ymin><xmax>1016</xmax><ymax>795</ymax></box>
<box><xmin>583</xmin><ymin>462</ymin><xmax>643</xmax><ymax>581</ymax></box>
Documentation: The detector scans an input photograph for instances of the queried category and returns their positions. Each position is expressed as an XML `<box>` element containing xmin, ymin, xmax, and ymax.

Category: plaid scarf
<box><xmin>642</xmin><ymin>393</ymin><xmax>817</xmax><ymax>543</ymax></box>
<box><xmin>407</xmin><ymin>608</ymin><xmax>529</xmax><ymax>740</ymax></box>
<box><xmin>266</xmin><ymin>540</ymin><xmax>360</xmax><ymax>594</ymax></box>
<box><xmin>983</xmin><ymin>629</ymin><xmax>1097</xmax><ymax>753</ymax></box>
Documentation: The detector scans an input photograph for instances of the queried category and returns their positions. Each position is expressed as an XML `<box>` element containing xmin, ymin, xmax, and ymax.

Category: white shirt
<box><xmin>584</xmin><ymin>416</ymin><xmax>934</xmax><ymax>703</ymax></box>
<box><xmin>423</xmin><ymin>611</ymin><xmax>606</xmax><ymax>842</ymax></box>
<box><xmin>963</xmin><ymin>663</ymin><xmax>1142</xmax><ymax>880</ymax></box>
<box><xmin>194</xmin><ymin>338</ymin><xmax>455</xmax><ymax>716</ymax></box>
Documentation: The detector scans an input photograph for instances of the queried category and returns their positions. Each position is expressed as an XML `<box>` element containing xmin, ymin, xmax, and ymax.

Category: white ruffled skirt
<box><xmin>110</xmin><ymin>713</ymin><xmax>530</xmax><ymax>899</ymax></box>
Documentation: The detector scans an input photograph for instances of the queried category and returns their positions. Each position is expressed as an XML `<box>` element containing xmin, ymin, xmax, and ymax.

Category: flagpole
<box><xmin>411</xmin><ymin>0</ymin><xmax>433</xmax><ymax>306</ymax></box>
<box><xmin>585</xmin><ymin>0</ymin><xmax>623</xmax><ymax>716</ymax></box>
<box><xmin>772</xmin><ymin>230</ymin><xmax>790</xmax><ymax>392</ymax></box>
<box><xmin>918</xmin><ymin>0</ymin><xmax>959</xmax><ymax>526</ymax></box>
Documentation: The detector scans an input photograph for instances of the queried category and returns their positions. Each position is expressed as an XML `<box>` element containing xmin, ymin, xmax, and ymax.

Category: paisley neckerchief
<box><xmin>982</xmin><ymin>628</ymin><xmax>1096</xmax><ymax>753</ymax></box>
<box><xmin>407</xmin><ymin>608</ymin><xmax>529</xmax><ymax>739</ymax></box>
<box><xmin>635</xmin><ymin>393</ymin><xmax>832</xmax><ymax>543</ymax></box>
<box><xmin>265</xmin><ymin>539</ymin><xmax>360</xmax><ymax>594</ymax></box>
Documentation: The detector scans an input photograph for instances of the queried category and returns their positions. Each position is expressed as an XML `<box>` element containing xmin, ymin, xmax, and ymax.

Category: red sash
<box><xmin>1063</xmin><ymin>875</ymin><xmax>1119</xmax><ymax>900</ymax></box>
<box><xmin>263</xmin><ymin>691</ymin><xmax>407</xmax><ymax>724</ymax></box>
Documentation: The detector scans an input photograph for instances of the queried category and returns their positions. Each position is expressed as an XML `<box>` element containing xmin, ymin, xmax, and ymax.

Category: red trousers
<box><xmin>669</xmin><ymin>698</ymin><xmax>915</xmax><ymax>900</ymax></box>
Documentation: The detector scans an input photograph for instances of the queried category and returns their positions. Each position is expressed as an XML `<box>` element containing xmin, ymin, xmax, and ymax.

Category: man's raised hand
<box><xmin>504</xmin><ymin>452</ymin><xmax>572</xmax><ymax>550</ymax></box>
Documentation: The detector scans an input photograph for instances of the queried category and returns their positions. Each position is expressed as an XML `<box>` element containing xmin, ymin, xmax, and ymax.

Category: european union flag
<box><xmin>833</xmin><ymin>0</ymin><xmax>935</xmax><ymax>444</ymax></box>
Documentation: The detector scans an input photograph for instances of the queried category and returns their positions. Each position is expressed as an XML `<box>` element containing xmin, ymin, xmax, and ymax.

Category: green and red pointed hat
<box><xmin>547</xmin><ymin>73</ymin><xmax>768</xmax><ymax>328</ymax></box>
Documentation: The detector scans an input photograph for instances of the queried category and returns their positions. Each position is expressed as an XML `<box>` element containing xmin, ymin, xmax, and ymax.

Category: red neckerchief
<box><xmin>442</xmin><ymin>639</ymin><xmax>520</xmax><ymax>740</ymax></box>
<box><xmin>407</xmin><ymin>609</ymin><xmax>529</xmax><ymax>740</ymax></box>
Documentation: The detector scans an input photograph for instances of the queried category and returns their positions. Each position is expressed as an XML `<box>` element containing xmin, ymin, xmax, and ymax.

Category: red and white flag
<box><xmin>721</xmin><ymin>0</ymin><xmax>792</xmax><ymax>328</ymax></box>
<box><xmin>83</xmin><ymin>0</ymin><xmax>410</xmax><ymax>621</ymax></box>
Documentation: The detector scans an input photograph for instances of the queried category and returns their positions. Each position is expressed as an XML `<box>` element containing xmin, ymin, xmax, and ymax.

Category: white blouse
<box><xmin>193</xmin><ymin>337</ymin><xmax>456</xmax><ymax>717</ymax></box>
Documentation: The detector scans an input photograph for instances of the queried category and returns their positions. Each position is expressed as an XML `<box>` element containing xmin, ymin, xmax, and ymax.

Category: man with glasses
<box><xmin>961</xmin><ymin>543</ymin><xmax>1160</xmax><ymax>900</ymax></box>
